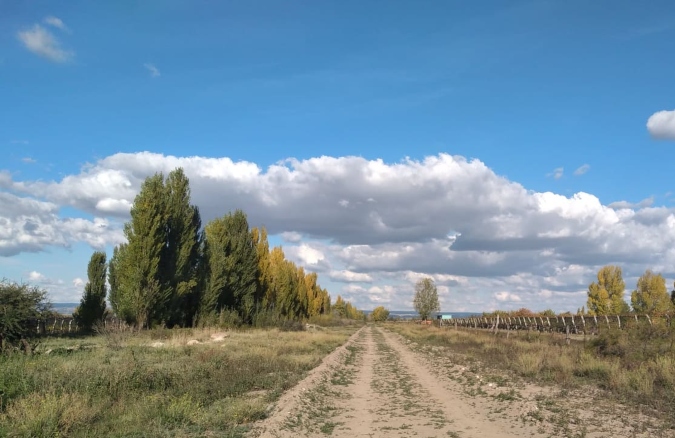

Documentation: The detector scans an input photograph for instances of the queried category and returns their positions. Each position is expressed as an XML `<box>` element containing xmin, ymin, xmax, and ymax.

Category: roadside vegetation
<box><xmin>0</xmin><ymin>324</ymin><xmax>359</xmax><ymax>437</ymax></box>
<box><xmin>387</xmin><ymin>321</ymin><xmax>675</xmax><ymax>428</ymax></box>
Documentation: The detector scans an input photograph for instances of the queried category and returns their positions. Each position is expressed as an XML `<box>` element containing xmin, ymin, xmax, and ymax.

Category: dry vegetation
<box><xmin>0</xmin><ymin>324</ymin><xmax>359</xmax><ymax>437</ymax></box>
<box><xmin>387</xmin><ymin>321</ymin><xmax>675</xmax><ymax>429</ymax></box>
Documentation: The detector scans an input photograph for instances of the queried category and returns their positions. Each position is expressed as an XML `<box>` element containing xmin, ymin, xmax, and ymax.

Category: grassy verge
<box><xmin>386</xmin><ymin>321</ymin><xmax>675</xmax><ymax>428</ymax></box>
<box><xmin>0</xmin><ymin>325</ymin><xmax>358</xmax><ymax>437</ymax></box>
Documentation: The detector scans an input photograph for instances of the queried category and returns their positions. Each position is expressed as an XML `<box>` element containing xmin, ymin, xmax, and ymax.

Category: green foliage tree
<box><xmin>587</xmin><ymin>265</ymin><xmax>630</xmax><ymax>315</ymax></box>
<box><xmin>73</xmin><ymin>251</ymin><xmax>108</xmax><ymax>332</ymax></box>
<box><xmin>0</xmin><ymin>280</ymin><xmax>52</xmax><ymax>351</ymax></box>
<box><xmin>160</xmin><ymin>168</ymin><xmax>202</xmax><ymax>327</ymax></box>
<box><xmin>252</xmin><ymin>227</ymin><xmax>273</xmax><ymax>309</ymax></box>
<box><xmin>370</xmin><ymin>306</ymin><xmax>390</xmax><ymax>322</ymax></box>
<box><xmin>109</xmin><ymin>173</ymin><xmax>168</xmax><ymax>328</ymax></box>
<box><xmin>413</xmin><ymin>277</ymin><xmax>440</xmax><ymax>321</ymax></box>
<box><xmin>202</xmin><ymin>210</ymin><xmax>259</xmax><ymax>322</ymax></box>
<box><xmin>671</xmin><ymin>283</ymin><xmax>675</xmax><ymax>307</ymax></box>
<box><xmin>631</xmin><ymin>270</ymin><xmax>674</xmax><ymax>315</ymax></box>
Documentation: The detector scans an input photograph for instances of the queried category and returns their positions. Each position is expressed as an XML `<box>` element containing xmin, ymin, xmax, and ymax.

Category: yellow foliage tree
<box><xmin>370</xmin><ymin>306</ymin><xmax>390</xmax><ymax>322</ymax></box>
<box><xmin>631</xmin><ymin>270</ymin><xmax>674</xmax><ymax>315</ymax></box>
<box><xmin>586</xmin><ymin>265</ymin><xmax>629</xmax><ymax>315</ymax></box>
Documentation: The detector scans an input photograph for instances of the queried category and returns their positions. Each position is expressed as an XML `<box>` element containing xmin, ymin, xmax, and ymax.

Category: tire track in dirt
<box><xmin>378</xmin><ymin>327</ymin><xmax>540</xmax><ymax>437</ymax></box>
<box><xmin>251</xmin><ymin>325</ymin><xmax>674</xmax><ymax>438</ymax></box>
<box><xmin>249</xmin><ymin>326</ymin><xmax>367</xmax><ymax>438</ymax></box>
<box><xmin>330</xmin><ymin>325</ymin><xmax>457</xmax><ymax>437</ymax></box>
<box><xmin>250</xmin><ymin>325</ymin><xmax>549</xmax><ymax>437</ymax></box>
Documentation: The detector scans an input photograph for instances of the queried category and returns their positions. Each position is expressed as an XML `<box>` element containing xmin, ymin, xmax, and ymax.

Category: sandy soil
<box><xmin>249</xmin><ymin>326</ymin><xmax>674</xmax><ymax>438</ymax></box>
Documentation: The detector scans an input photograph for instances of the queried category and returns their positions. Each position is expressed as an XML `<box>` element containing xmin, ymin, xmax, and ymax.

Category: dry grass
<box><xmin>0</xmin><ymin>325</ymin><xmax>358</xmax><ymax>437</ymax></box>
<box><xmin>387</xmin><ymin>321</ymin><xmax>675</xmax><ymax>426</ymax></box>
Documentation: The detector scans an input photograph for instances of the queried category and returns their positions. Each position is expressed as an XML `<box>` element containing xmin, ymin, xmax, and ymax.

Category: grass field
<box><xmin>0</xmin><ymin>325</ymin><xmax>359</xmax><ymax>437</ymax></box>
<box><xmin>387</xmin><ymin>321</ymin><xmax>675</xmax><ymax>427</ymax></box>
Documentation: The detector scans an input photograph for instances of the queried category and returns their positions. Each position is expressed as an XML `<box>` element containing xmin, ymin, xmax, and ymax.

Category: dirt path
<box><xmin>249</xmin><ymin>325</ymin><xmax>674</xmax><ymax>438</ymax></box>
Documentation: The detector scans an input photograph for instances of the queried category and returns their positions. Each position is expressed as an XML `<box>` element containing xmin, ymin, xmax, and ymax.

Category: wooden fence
<box><xmin>26</xmin><ymin>317</ymin><xmax>131</xmax><ymax>335</ymax></box>
<box><xmin>443</xmin><ymin>314</ymin><xmax>674</xmax><ymax>335</ymax></box>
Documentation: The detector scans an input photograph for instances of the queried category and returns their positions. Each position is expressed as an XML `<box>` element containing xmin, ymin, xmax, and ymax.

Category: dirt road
<box><xmin>250</xmin><ymin>325</ymin><xmax>673</xmax><ymax>438</ymax></box>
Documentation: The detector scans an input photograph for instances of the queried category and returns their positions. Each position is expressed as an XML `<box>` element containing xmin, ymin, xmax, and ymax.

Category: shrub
<box><xmin>0</xmin><ymin>280</ymin><xmax>52</xmax><ymax>352</ymax></box>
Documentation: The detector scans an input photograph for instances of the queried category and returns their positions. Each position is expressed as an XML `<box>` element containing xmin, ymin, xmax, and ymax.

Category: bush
<box><xmin>0</xmin><ymin>280</ymin><xmax>52</xmax><ymax>352</ymax></box>
<box><xmin>370</xmin><ymin>306</ymin><xmax>390</xmax><ymax>322</ymax></box>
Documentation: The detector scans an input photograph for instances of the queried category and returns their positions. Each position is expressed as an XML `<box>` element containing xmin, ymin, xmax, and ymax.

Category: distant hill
<box><xmin>52</xmin><ymin>303</ymin><xmax>78</xmax><ymax>316</ymax></box>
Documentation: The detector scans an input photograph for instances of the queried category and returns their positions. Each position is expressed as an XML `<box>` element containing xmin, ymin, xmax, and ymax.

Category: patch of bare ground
<box><xmin>250</xmin><ymin>324</ymin><xmax>675</xmax><ymax>437</ymax></box>
<box><xmin>386</xmin><ymin>327</ymin><xmax>675</xmax><ymax>438</ymax></box>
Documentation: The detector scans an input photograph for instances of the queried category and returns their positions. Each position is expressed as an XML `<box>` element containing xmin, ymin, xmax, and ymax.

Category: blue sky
<box><xmin>2</xmin><ymin>0</ymin><xmax>675</xmax><ymax>312</ymax></box>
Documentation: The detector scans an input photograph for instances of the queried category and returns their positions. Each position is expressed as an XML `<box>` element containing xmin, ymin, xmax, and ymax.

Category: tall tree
<box><xmin>413</xmin><ymin>277</ymin><xmax>440</xmax><ymax>320</ymax></box>
<box><xmin>586</xmin><ymin>265</ymin><xmax>629</xmax><ymax>315</ymax></box>
<box><xmin>631</xmin><ymin>270</ymin><xmax>674</xmax><ymax>315</ymax></box>
<box><xmin>202</xmin><ymin>210</ymin><xmax>259</xmax><ymax>322</ymax></box>
<box><xmin>252</xmin><ymin>227</ymin><xmax>273</xmax><ymax>309</ymax></box>
<box><xmin>73</xmin><ymin>251</ymin><xmax>108</xmax><ymax>331</ymax></box>
<box><xmin>160</xmin><ymin>168</ymin><xmax>202</xmax><ymax>327</ymax></box>
<box><xmin>110</xmin><ymin>173</ymin><xmax>168</xmax><ymax>328</ymax></box>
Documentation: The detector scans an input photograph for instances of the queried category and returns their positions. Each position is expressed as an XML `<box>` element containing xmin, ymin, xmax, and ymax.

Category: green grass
<box><xmin>0</xmin><ymin>326</ymin><xmax>357</xmax><ymax>437</ymax></box>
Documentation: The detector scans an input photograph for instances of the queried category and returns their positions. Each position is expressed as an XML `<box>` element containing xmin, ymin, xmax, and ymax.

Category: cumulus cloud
<box><xmin>494</xmin><ymin>291</ymin><xmax>521</xmax><ymax>302</ymax></box>
<box><xmin>17</xmin><ymin>23</ymin><xmax>74</xmax><ymax>63</ymax></box>
<box><xmin>329</xmin><ymin>270</ymin><xmax>373</xmax><ymax>283</ymax></box>
<box><xmin>573</xmin><ymin>164</ymin><xmax>590</xmax><ymax>176</ymax></box>
<box><xmin>144</xmin><ymin>63</ymin><xmax>161</xmax><ymax>78</ymax></box>
<box><xmin>608</xmin><ymin>197</ymin><xmax>654</xmax><ymax>210</ymax></box>
<box><xmin>3</xmin><ymin>151</ymin><xmax>675</xmax><ymax>311</ymax></box>
<box><xmin>28</xmin><ymin>271</ymin><xmax>46</xmax><ymax>282</ymax></box>
<box><xmin>280</xmin><ymin>231</ymin><xmax>303</xmax><ymax>243</ymax></box>
<box><xmin>0</xmin><ymin>191</ymin><xmax>124</xmax><ymax>256</ymax></box>
<box><xmin>73</xmin><ymin>278</ymin><xmax>85</xmax><ymax>288</ymax></box>
<box><xmin>647</xmin><ymin>109</ymin><xmax>675</xmax><ymax>140</ymax></box>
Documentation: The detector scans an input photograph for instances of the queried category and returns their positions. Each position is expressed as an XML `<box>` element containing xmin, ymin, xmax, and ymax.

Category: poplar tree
<box><xmin>110</xmin><ymin>173</ymin><xmax>167</xmax><ymax>328</ymax></box>
<box><xmin>631</xmin><ymin>270</ymin><xmax>674</xmax><ymax>315</ymax></box>
<box><xmin>252</xmin><ymin>227</ymin><xmax>273</xmax><ymax>309</ymax></box>
<box><xmin>586</xmin><ymin>265</ymin><xmax>629</xmax><ymax>315</ymax></box>
<box><xmin>73</xmin><ymin>251</ymin><xmax>108</xmax><ymax>331</ymax></box>
<box><xmin>202</xmin><ymin>210</ymin><xmax>259</xmax><ymax>322</ymax></box>
<box><xmin>160</xmin><ymin>169</ymin><xmax>202</xmax><ymax>327</ymax></box>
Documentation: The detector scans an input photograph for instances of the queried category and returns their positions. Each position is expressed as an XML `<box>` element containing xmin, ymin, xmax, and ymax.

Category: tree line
<box><xmin>75</xmin><ymin>168</ymin><xmax>362</xmax><ymax>330</ymax></box>
<box><xmin>584</xmin><ymin>265</ymin><xmax>675</xmax><ymax>316</ymax></box>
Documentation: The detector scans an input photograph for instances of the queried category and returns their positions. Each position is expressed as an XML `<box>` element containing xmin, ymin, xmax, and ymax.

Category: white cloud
<box><xmin>3</xmin><ymin>151</ymin><xmax>675</xmax><ymax>312</ymax></box>
<box><xmin>144</xmin><ymin>63</ymin><xmax>161</xmax><ymax>78</ymax></box>
<box><xmin>28</xmin><ymin>271</ymin><xmax>46</xmax><ymax>282</ymax></box>
<box><xmin>329</xmin><ymin>270</ymin><xmax>373</xmax><ymax>283</ymax></box>
<box><xmin>280</xmin><ymin>231</ymin><xmax>302</xmax><ymax>243</ymax></box>
<box><xmin>547</xmin><ymin>167</ymin><xmax>564</xmax><ymax>179</ymax></box>
<box><xmin>608</xmin><ymin>197</ymin><xmax>654</xmax><ymax>210</ymax></box>
<box><xmin>0</xmin><ymin>191</ymin><xmax>124</xmax><ymax>256</ymax></box>
<box><xmin>647</xmin><ymin>109</ymin><xmax>675</xmax><ymax>140</ymax></box>
<box><xmin>573</xmin><ymin>164</ymin><xmax>590</xmax><ymax>176</ymax></box>
<box><xmin>17</xmin><ymin>24</ymin><xmax>74</xmax><ymax>63</ymax></box>
<box><xmin>21</xmin><ymin>157</ymin><xmax>36</xmax><ymax>164</ymax></box>
<box><xmin>44</xmin><ymin>16</ymin><xmax>70</xmax><ymax>32</ymax></box>
<box><xmin>291</xmin><ymin>244</ymin><xmax>324</xmax><ymax>265</ymax></box>
<box><xmin>73</xmin><ymin>278</ymin><xmax>85</xmax><ymax>288</ymax></box>
<box><xmin>494</xmin><ymin>291</ymin><xmax>521</xmax><ymax>302</ymax></box>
